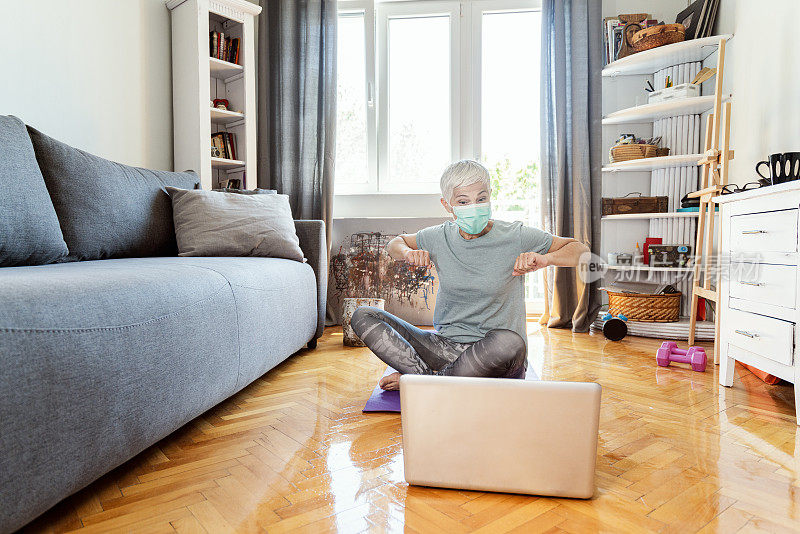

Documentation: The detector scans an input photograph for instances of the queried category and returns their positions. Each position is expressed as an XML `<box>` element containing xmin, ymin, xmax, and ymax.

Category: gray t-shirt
<box><xmin>416</xmin><ymin>219</ymin><xmax>553</xmax><ymax>346</ymax></box>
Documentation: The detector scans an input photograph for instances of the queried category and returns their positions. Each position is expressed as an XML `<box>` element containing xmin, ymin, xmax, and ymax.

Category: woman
<box><xmin>351</xmin><ymin>160</ymin><xmax>589</xmax><ymax>390</ymax></box>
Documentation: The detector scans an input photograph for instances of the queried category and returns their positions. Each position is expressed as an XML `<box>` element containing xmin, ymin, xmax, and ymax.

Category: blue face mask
<box><xmin>452</xmin><ymin>202</ymin><xmax>492</xmax><ymax>234</ymax></box>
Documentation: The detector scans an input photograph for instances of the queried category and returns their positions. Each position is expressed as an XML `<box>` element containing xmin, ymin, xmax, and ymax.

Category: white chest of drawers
<box><xmin>716</xmin><ymin>181</ymin><xmax>800</xmax><ymax>424</ymax></box>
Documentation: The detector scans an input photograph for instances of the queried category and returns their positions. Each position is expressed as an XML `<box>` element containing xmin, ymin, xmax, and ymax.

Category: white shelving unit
<box><xmin>167</xmin><ymin>0</ymin><xmax>262</xmax><ymax>190</ymax></box>
<box><xmin>601</xmin><ymin>32</ymin><xmax>731</xmax><ymax>325</ymax></box>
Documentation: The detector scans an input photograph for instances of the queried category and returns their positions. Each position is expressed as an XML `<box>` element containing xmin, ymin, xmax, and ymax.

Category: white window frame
<box><xmin>335</xmin><ymin>0</ymin><xmax>541</xmax><ymax>196</ymax></box>
<box><xmin>469</xmin><ymin>0</ymin><xmax>541</xmax><ymax>165</ymax></box>
<box><xmin>336</xmin><ymin>1</ymin><xmax>378</xmax><ymax>195</ymax></box>
<box><xmin>376</xmin><ymin>0</ymin><xmax>461</xmax><ymax>194</ymax></box>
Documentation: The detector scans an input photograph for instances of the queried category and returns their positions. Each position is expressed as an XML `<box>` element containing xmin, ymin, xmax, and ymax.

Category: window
<box><xmin>385</xmin><ymin>13</ymin><xmax>452</xmax><ymax>189</ymax></box>
<box><xmin>336</xmin><ymin>0</ymin><xmax>540</xmax><ymax>197</ymax></box>
<box><xmin>336</xmin><ymin>0</ymin><xmax>543</xmax><ymax>299</ymax></box>
<box><xmin>335</xmin><ymin>11</ymin><xmax>369</xmax><ymax>187</ymax></box>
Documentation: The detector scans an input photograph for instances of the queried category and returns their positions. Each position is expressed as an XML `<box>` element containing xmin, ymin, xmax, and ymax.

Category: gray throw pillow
<box><xmin>167</xmin><ymin>187</ymin><xmax>304</xmax><ymax>262</ymax></box>
<box><xmin>26</xmin><ymin>126</ymin><xmax>200</xmax><ymax>261</ymax></box>
<box><xmin>0</xmin><ymin>115</ymin><xmax>68</xmax><ymax>266</ymax></box>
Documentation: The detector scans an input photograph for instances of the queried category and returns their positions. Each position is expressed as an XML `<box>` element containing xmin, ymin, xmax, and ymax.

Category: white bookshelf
<box><xmin>167</xmin><ymin>0</ymin><xmax>262</xmax><ymax>190</ymax></box>
<box><xmin>601</xmin><ymin>31</ymin><xmax>730</xmax><ymax>326</ymax></box>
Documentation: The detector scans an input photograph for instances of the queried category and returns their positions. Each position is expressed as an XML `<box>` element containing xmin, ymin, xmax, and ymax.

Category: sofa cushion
<box><xmin>0</xmin><ymin>256</ymin><xmax>317</xmax><ymax>531</ymax></box>
<box><xmin>25</xmin><ymin>126</ymin><xmax>200</xmax><ymax>261</ymax></box>
<box><xmin>174</xmin><ymin>256</ymin><xmax>318</xmax><ymax>383</ymax></box>
<box><xmin>0</xmin><ymin>116</ymin><xmax>68</xmax><ymax>266</ymax></box>
<box><xmin>167</xmin><ymin>187</ymin><xmax>305</xmax><ymax>262</ymax></box>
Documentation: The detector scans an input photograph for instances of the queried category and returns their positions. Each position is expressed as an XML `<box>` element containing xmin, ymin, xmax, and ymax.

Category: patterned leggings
<box><xmin>350</xmin><ymin>306</ymin><xmax>527</xmax><ymax>378</ymax></box>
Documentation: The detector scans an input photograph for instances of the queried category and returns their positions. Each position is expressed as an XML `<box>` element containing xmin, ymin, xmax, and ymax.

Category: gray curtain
<box><xmin>539</xmin><ymin>0</ymin><xmax>602</xmax><ymax>332</ymax></box>
<box><xmin>257</xmin><ymin>0</ymin><xmax>336</xmax><ymax>246</ymax></box>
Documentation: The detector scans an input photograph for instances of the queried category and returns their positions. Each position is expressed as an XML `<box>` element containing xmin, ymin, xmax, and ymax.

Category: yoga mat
<box><xmin>362</xmin><ymin>367</ymin><xmax>401</xmax><ymax>413</ymax></box>
<box><xmin>362</xmin><ymin>365</ymin><xmax>540</xmax><ymax>413</ymax></box>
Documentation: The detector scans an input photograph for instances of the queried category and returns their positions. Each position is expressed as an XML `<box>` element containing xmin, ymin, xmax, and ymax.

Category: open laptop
<box><xmin>400</xmin><ymin>375</ymin><xmax>601</xmax><ymax>498</ymax></box>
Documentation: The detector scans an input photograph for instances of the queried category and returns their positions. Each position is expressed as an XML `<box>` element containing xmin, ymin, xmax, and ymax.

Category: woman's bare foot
<box><xmin>379</xmin><ymin>372</ymin><xmax>401</xmax><ymax>391</ymax></box>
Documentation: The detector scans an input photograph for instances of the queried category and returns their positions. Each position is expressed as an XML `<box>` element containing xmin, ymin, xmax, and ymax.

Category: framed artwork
<box><xmin>675</xmin><ymin>0</ymin><xmax>706</xmax><ymax>40</ymax></box>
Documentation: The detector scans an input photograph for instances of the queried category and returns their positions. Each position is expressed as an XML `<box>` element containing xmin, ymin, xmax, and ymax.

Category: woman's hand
<box><xmin>513</xmin><ymin>252</ymin><xmax>549</xmax><ymax>276</ymax></box>
<box><xmin>404</xmin><ymin>249</ymin><xmax>432</xmax><ymax>268</ymax></box>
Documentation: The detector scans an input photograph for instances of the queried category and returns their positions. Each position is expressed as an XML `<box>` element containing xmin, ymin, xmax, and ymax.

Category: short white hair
<box><xmin>439</xmin><ymin>160</ymin><xmax>491</xmax><ymax>202</ymax></box>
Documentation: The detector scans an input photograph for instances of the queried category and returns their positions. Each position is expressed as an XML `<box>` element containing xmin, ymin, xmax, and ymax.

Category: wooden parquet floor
<box><xmin>22</xmin><ymin>322</ymin><xmax>800</xmax><ymax>534</ymax></box>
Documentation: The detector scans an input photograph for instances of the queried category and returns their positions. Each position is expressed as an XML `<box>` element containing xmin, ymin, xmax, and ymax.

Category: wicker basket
<box><xmin>656</xmin><ymin>147</ymin><xmax>670</xmax><ymax>157</ymax></box>
<box><xmin>606</xmin><ymin>291</ymin><xmax>681</xmax><ymax>322</ymax></box>
<box><xmin>631</xmin><ymin>24</ymin><xmax>685</xmax><ymax>52</ymax></box>
<box><xmin>609</xmin><ymin>144</ymin><xmax>657</xmax><ymax>163</ymax></box>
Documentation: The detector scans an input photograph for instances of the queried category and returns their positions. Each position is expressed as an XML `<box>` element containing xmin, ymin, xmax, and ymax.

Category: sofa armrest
<box><xmin>295</xmin><ymin>219</ymin><xmax>327</xmax><ymax>342</ymax></box>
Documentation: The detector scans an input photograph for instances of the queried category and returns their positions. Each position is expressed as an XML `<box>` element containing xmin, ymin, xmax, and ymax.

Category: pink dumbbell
<box><xmin>655</xmin><ymin>342</ymin><xmax>707</xmax><ymax>372</ymax></box>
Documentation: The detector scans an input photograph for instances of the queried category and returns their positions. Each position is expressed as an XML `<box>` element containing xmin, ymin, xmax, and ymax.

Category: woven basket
<box><xmin>656</xmin><ymin>147</ymin><xmax>670</xmax><ymax>157</ymax></box>
<box><xmin>609</xmin><ymin>144</ymin><xmax>657</xmax><ymax>163</ymax></box>
<box><xmin>606</xmin><ymin>291</ymin><xmax>681</xmax><ymax>322</ymax></box>
<box><xmin>631</xmin><ymin>24</ymin><xmax>685</xmax><ymax>52</ymax></box>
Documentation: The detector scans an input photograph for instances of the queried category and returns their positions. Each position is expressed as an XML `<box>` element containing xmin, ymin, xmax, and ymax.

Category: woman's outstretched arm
<box><xmin>513</xmin><ymin>236</ymin><xmax>589</xmax><ymax>276</ymax></box>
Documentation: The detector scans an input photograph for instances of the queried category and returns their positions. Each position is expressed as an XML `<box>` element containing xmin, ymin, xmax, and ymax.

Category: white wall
<box><xmin>0</xmin><ymin>0</ymin><xmax>174</xmax><ymax>170</ymax></box>
<box><xmin>602</xmin><ymin>0</ymin><xmax>689</xmax><ymax>23</ymax></box>
<box><xmin>335</xmin><ymin>193</ymin><xmax>448</xmax><ymax>218</ymax></box>
<box><xmin>712</xmin><ymin>0</ymin><xmax>800</xmax><ymax>186</ymax></box>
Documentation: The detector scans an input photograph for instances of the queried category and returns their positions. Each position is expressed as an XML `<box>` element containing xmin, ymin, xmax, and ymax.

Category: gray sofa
<box><xmin>0</xmin><ymin>116</ymin><xmax>327</xmax><ymax>532</ymax></box>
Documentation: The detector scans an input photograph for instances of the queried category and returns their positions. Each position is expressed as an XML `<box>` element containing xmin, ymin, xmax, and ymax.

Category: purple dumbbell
<box><xmin>655</xmin><ymin>341</ymin><xmax>707</xmax><ymax>372</ymax></box>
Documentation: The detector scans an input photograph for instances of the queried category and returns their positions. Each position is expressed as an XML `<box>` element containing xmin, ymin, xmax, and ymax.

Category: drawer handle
<box><xmin>739</xmin><ymin>281</ymin><xmax>764</xmax><ymax>287</ymax></box>
<box><xmin>735</xmin><ymin>329</ymin><xmax>759</xmax><ymax>339</ymax></box>
<box><xmin>740</xmin><ymin>229</ymin><xmax>767</xmax><ymax>235</ymax></box>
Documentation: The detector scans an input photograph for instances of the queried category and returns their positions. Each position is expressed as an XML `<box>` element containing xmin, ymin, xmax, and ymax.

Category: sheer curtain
<box><xmin>256</xmin><ymin>0</ymin><xmax>337</xmax><ymax>246</ymax></box>
<box><xmin>539</xmin><ymin>0</ymin><xmax>602</xmax><ymax>332</ymax></box>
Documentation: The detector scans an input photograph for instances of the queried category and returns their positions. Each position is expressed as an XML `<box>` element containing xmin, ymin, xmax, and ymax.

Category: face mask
<box><xmin>451</xmin><ymin>202</ymin><xmax>492</xmax><ymax>234</ymax></box>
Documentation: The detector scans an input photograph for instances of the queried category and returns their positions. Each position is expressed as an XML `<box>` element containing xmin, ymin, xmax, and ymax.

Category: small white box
<box><xmin>648</xmin><ymin>83</ymin><xmax>700</xmax><ymax>104</ymax></box>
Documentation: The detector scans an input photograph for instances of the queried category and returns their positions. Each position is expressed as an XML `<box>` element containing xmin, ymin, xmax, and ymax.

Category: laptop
<box><xmin>400</xmin><ymin>375</ymin><xmax>602</xmax><ymax>498</ymax></box>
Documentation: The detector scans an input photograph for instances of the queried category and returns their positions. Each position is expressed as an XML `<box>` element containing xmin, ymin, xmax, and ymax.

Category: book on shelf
<box><xmin>603</xmin><ymin>16</ymin><xmax>658</xmax><ymax>65</ymax></box>
<box><xmin>211</xmin><ymin>132</ymin><xmax>237</xmax><ymax>161</ymax></box>
<box><xmin>210</xmin><ymin>31</ymin><xmax>240</xmax><ymax>65</ymax></box>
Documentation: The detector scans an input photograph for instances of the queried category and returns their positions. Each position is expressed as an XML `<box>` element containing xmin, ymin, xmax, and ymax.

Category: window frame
<box><xmin>469</xmin><ymin>0</ymin><xmax>542</xmax><ymax>167</ymax></box>
<box><xmin>335</xmin><ymin>0</ymin><xmax>542</xmax><ymax>196</ymax></box>
<box><xmin>335</xmin><ymin>1</ymin><xmax>378</xmax><ymax>195</ymax></box>
<box><xmin>376</xmin><ymin>0</ymin><xmax>461</xmax><ymax>194</ymax></box>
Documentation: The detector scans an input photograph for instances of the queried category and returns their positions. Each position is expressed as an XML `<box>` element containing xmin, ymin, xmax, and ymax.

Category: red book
<box><xmin>643</xmin><ymin>237</ymin><xmax>662</xmax><ymax>265</ymax></box>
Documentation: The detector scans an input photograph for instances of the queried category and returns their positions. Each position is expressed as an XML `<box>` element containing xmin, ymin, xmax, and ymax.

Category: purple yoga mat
<box><xmin>362</xmin><ymin>365</ymin><xmax>539</xmax><ymax>413</ymax></box>
<box><xmin>362</xmin><ymin>367</ymin><xmax>402</xmax><ymax>413</ymax></box>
